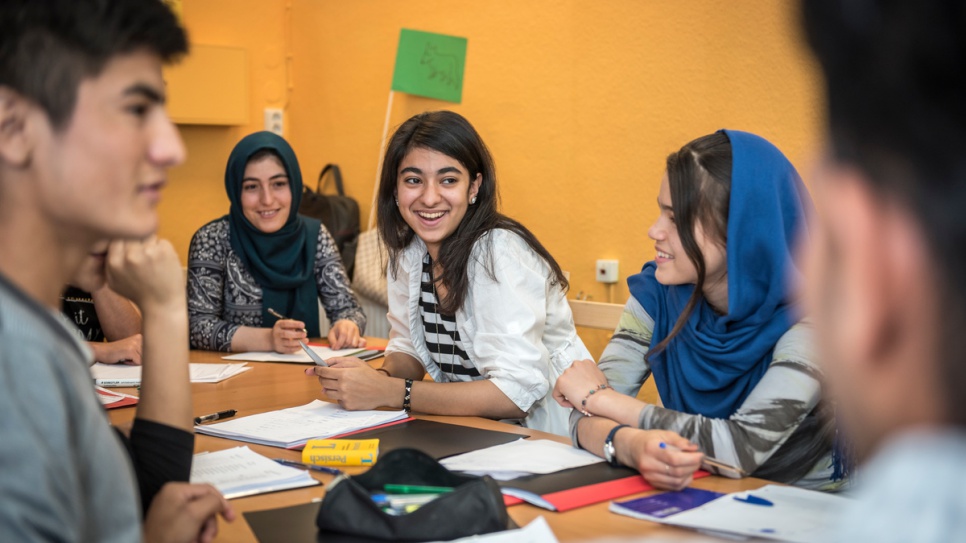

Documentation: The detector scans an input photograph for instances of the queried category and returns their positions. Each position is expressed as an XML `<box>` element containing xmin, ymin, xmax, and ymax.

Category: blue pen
<box><xmin>273</xmin><ymin>458</ymin><xmax>342</xmax><ymax>475</ymax></box>
<box><xmin>734</xmin><ymin>494</ymin><xmax>774</xmax><ymax>506</ymax></box>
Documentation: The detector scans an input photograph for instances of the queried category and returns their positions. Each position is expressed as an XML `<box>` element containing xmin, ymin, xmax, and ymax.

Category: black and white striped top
<box><xmin>420</xmin><ymin>254</ymin><xmax>481</xmax><ymax>381</ymax></box>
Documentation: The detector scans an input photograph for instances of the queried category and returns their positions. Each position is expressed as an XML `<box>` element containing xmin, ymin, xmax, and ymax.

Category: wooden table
<box><xmin>108</xmin><ymin>346</ymin><xmax>770</xmax><ymax>542</ymax></box>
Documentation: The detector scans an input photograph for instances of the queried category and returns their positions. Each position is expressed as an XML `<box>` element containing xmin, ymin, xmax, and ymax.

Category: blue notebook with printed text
<box><xmin>610</xmin><ymin>487</ymin><xmax>724</xmax><ymax>520</ymax></box>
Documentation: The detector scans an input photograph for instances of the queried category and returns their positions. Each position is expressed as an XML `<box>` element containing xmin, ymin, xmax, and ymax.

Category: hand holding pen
<box><xmin>660</xmin><ymin>442</ymin><xmax>747</xmax><ymax>478</ymax></box>
<box><xmin>266</xmin><ymin>308</ymin><xmax>308</xmax><ymax>354</ymax></box>
<box><xmin>266</xmin><ymin>307</ymin><xmax>327</xmax><ymax>365</ymax></box>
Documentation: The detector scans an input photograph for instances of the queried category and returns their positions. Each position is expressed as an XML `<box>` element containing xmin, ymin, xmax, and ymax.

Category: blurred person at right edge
<box><xmin>802</xmin><ymin>1</ymin><xmax>966</xmax><ymax>541</ymax></box>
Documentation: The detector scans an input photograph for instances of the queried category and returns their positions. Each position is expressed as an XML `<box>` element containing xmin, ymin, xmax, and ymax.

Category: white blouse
<box><xmin>385</xmin><ymin>228</ymin><xmax>591</xmax><ymax>436</ymax></box>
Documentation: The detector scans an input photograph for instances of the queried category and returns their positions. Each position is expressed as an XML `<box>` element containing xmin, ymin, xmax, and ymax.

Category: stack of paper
<box><xmin>194</xmin><ymin>400</ymin><xmax>409</xmax><ymax>449</ymax></box>
<box><xmin>610</xmin><ymin>484</ymin><xmax>851</xmax><ymax>543</ymax></box>
<box><xmin>222</xmin><ymin>345</ymin><xmax>364</xmax><ymax>364</ymax></box>
<box><xmin>190</xmin><ymin>446</ymin><xmax>319</xmax><ymax>499</ymax></box>
<box><xmin>90</xmin><ymin>362</ymin><xmax>252</xmax><ymax>387</ymax></box>
<box><xmin>440</xmin><ymin>439</ymin><xmax>603</xmax><ymax>480</ymax></box>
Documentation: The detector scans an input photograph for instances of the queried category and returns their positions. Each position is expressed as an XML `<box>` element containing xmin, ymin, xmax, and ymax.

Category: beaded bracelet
<box><xmin>579</xmin><ymin>384</ymin><xmax>611</xmax><ymax>416</ymax></box>
<box><xmin>403</xmin><ymin>378</ymin><xmax>413</xmax><ymax>413</ymax></box>
<box><xmin>375</xmin><ymin>368</ymin><xmax>391</xmax><ymax>377</ymax></box>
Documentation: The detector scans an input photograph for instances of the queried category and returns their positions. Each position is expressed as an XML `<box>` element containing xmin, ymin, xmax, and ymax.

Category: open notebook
<box><xmin>190</xmin><ymin>446</ymin><xmax>319</xmax><ymax>499</ymax></box>
<box><xmin>194</xmin><ymin>400</ymin><xmax>410</xmax><ymax>449</ymax></box>
<box><xmin>610</xmin><ymin>484</ymin><xmax>850</xmax><ymax>543</ymax></box>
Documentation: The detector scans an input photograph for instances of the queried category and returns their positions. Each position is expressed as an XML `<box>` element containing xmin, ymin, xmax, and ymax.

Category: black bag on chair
<box><xmin>299</xmin><ymin>164</ymin><xmax>360</xmax><ymax>279</ymax></box>
<box><xmin>316</xmin><ymin>448</ymin><xmax>512</xmax><ymax>541</ymax></box>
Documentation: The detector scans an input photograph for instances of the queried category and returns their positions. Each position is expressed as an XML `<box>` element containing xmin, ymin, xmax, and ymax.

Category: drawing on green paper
<box><xmin>391</xmin><ymin>29</ymin><xmax>467</xmax><ymax>103</ymax></box>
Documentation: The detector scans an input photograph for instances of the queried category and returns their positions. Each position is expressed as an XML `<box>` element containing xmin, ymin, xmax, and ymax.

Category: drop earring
<box><xmin>395</xmin><ymin>198</ymin><xmax>399</xmax><ymax>206</ymax></box>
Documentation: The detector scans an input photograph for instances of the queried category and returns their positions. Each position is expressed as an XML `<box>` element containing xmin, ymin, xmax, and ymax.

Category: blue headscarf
<box><xmin>627</xmin><ymin>130</ymin><xmax>814</xmax><ymax>419</ymax></box>
<box><xmin>225</xmin><ymin>131</ymin><xmax>321</xmax><ymax>337</ymax></box>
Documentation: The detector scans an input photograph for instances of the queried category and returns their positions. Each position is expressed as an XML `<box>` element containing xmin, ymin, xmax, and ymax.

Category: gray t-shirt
<box><xmin>828</xmin><ymin>429</ymin><xmax>966</xmax><ymax>542</ymax></box>
<box><xmin>0</xmin><ymin>274</ymin><xmax>141</xmax><ymax>542</ymax></box>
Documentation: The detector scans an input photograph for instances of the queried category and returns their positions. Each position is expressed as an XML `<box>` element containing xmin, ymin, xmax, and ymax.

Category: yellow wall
<box><xmin>158</xmin><ymin>1</ymin><xmax>290</xmax><ymax>259</ymax></box>
<box><xmin>165</xmin><ymin>0</ymin><xmax>822</xmax><ymax>336</ymax></box>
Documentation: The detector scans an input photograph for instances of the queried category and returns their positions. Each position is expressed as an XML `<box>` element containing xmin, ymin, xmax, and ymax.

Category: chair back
<box><xmin>568</xmin><ymin>299</ymin><xmax>623</xmax><ymax>331</ymax></box>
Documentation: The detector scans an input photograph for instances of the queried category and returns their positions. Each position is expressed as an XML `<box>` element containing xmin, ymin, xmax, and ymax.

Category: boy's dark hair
<box><xmin>0</xmin><ymin>0</ymin><xmax>188</xmax><ymax>130</ymax></box>
<box><xmin>803</xmin><ymin>0</ymin><xmax>966</xmax><ymax>424</ymax></box>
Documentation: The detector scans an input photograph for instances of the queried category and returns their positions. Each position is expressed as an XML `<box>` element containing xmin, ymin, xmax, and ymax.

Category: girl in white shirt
<box><xmin>305</xmin><ymin>110</ymin><xmax>589</xmax><ymax>436</ymax></box>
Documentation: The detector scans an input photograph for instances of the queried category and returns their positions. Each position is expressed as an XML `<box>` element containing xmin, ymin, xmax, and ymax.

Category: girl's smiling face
<box><xmin>648</xmin><ymin>173</ymin><xmax>729</xmax><ymax>312</ymax></box>
<box><xmin>395</xmin><ymin>146</ymin><xmax>480</xmax><ymax>260</ymax></box>
<box><xmin>240</xmin><ymin>154</ymin><xmax>291</xmax><ymax>234</ymax></box>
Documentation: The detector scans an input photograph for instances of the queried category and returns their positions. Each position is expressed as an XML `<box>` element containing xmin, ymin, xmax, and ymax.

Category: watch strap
<box><xmin>604</xmin><ymin>424</ymin><xmax>630</xmax><ymax>467</ymax></box>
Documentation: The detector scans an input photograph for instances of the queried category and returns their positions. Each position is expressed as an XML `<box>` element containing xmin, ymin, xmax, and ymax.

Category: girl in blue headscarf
<box><xmin>187</xmin><ymin>131</ymin><xmax>366</xmax><ymax>353</ymax></box>
<box><xmin>554</xmin><ymin>130</ymin><xmax>846</xmax><ymax>491</ymax></box>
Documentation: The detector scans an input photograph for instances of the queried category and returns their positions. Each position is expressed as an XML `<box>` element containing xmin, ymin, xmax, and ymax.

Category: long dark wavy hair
<box><xmin>648</xmin><ymin>132</ymin><xmax>732</xmax><ymax>358</ymax></box>
<box><xmin>377</xmin><ymin>110</ymin><xmax>568</xmax><ymax>314</ymax></box>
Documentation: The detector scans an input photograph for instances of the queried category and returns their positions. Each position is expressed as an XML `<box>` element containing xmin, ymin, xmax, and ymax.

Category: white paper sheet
<box><xmin>194</xmin><ymin>399</ymin><xmax>408</xmax><ymax>448</ymax></box>
<box><xmin>440</xmin><ymin>439</ymin><xmax>603</xmax><ymax>479</ymax></box>
<box><xmin>427</xmin><ymin>516</ymin><xmax>559</xmax><ymax>543</ymax></box>
<box><xmin>221</xmin><ymin>345</ymin><xmax>364</xmax><ymax>363</ymax></box>
<box><xmin>190</xmin><ymin>446</ymin><xmax>318</xmax><ymax>499</ymax></box>
<box><xmin>91</xmin><ymin>362</ymin><xmax>251</xmax><ymax>387</ymax></box>
<box><xmin>611</xmin><ymin>484</ymin><xmax>852</xmax><ymax>543</ymax></box>
<box><xmin>188</xmin><ymin>363</ymin><xmax>253</xmax><ymax>383</ymax></box>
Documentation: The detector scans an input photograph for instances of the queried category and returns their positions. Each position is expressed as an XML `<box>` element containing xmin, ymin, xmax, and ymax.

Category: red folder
<box><xmin>503</xmin><ymin>470</ymin><xmax>711</xmax><ymax>512</ymax></box>
<box><xmin>96</xmin><ymin>386</ymin><xmax>139</xmax><ymax>410</ymax></box>
<box><xmin>306</xmin><ymin>341</ymin><xmax>385</xmax><ymax>351</ymax></box>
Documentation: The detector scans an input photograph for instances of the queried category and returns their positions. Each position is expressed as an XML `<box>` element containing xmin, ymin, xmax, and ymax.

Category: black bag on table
<box><xmin>299</xmin><ymin>164</ymin><xmax>360</xmax><ymax>279</ymax></box>
<box><xmin>316</xmin><ymin>448</ymin><xmax>513</xmax><ymax>541</ymax></box>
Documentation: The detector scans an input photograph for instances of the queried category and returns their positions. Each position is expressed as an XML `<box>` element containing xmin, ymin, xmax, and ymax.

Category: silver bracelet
<box><xmin>579</xmin><ymin>384</ymin><xmax>611</xmax><ymax>416</ymax></box>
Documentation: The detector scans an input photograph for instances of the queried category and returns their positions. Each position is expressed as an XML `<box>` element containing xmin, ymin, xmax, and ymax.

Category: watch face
<box><xmin>604</xmin><ymin>441</ymin><xmax>616</xmax><ymax>464</ymax></box>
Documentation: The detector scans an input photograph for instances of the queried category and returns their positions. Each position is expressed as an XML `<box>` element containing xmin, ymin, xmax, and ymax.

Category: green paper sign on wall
<box><xmin>391</xmin><ymin>29</ymin><xmax>467</xmax><ymax>104</ymax></box>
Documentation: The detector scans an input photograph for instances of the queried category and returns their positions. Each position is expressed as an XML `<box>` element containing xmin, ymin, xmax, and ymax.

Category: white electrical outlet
<box><xmin>264</xmin><ymin>108</ymin><xmax>284</xmax><ymax>136</ymax></box>
<box><xmin>596</xmin><ymin>259</ymin><xmax>619</xmax><ymax>283</ymax></box>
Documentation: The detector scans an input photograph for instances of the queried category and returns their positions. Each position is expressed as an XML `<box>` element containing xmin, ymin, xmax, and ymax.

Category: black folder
<box><xmin>245</xmin><ymin>502</ymin><xmax>405</xmax><ymax>543</ymax></box>
<box><xmin>341</xmin><ymin>418</ymin><xmax>526</xmax><ymax>459</ymax></box>
<box><xmin>497</xmin><ymin>461</ymin><xmax>638</xmax><ymax>495</ymax></box>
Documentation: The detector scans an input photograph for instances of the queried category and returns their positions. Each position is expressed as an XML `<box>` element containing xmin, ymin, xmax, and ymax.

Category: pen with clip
<box><xmin>273</xmin><ymin>458</ymin><xmax>343</xmax><ymax>475</ymax></box>
<box><xmin>733</xmin><ymin>493</ymin><xmax>774</xmax><ymax>506</ymax></box>
<box><xmin>267</xmin><ymin>308</ymin><xmax>328</xmax><ymax>366</ymax></box>
<box><xmin>194</xmin><ymin>409</ymin><xmax>237</xmax><ymax>425</ymax></box>
<box><xmin>383</xmin><ymin>484</ymin><xmax>453</xmax><ymax>495</ymax></box>
<box><xmin>267</xmin><ymin>307</ymin><xmax>308</xmax><ymax>334</ymax></box>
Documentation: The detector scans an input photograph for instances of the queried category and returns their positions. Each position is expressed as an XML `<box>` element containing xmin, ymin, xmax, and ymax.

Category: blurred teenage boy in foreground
<box><xmin>0</xmin><ymin>1</ymin><xmax>234</xmax><ymax>541</ymax></box>
<box><xmin>803</xmin><ymin>1</ymin><xmax>966</xmax><ymax>540</ymax></box>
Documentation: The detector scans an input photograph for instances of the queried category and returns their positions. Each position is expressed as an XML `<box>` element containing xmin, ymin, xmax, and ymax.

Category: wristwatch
<box><xmin>603</xmin><ymin>424</ymin><xmax>629</xmax><ymax>467</ymax></box>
